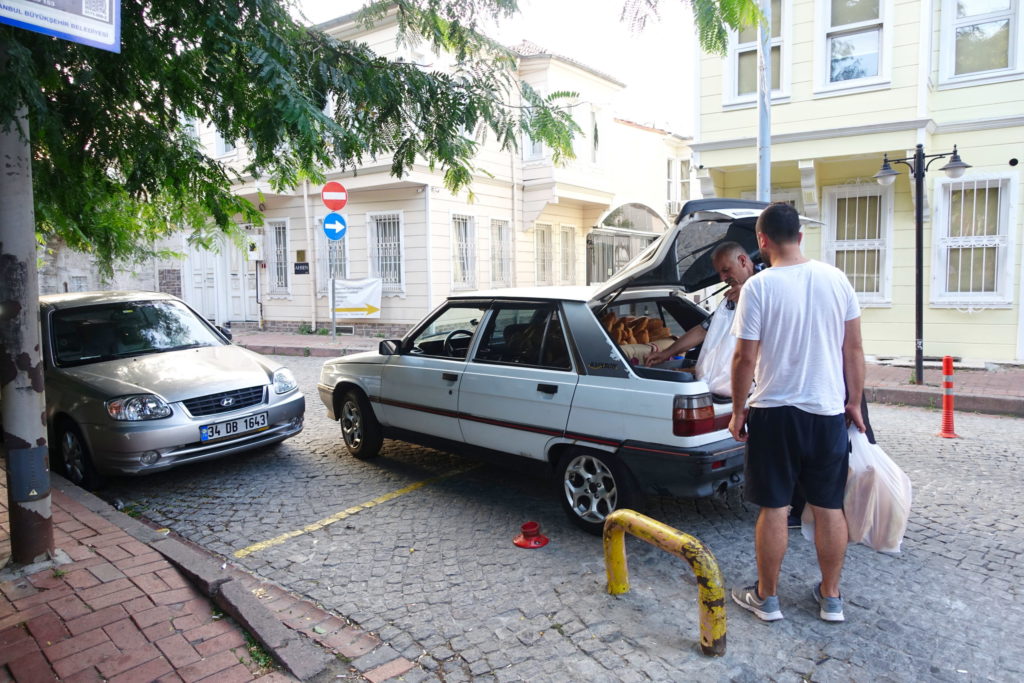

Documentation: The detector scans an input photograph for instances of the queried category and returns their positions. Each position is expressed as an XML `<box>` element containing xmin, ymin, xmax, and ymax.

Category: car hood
<box><xmin>57</xmin><ymin>344</ymin><xmax>276</xmax><ymax>403</ymax></box>
<box><xmin>331</xmin><ymin>350</ymin><xmax>387</xmax><ymax>365</ymax></box>
<box><xmin>591</xmin><ymin>199</ymin><xmax>820</xmax><ymax>301</ymax></box>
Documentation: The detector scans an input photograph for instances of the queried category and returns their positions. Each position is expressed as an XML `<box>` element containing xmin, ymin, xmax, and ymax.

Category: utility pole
<box><xmin>756</xmin><ymin>0</ymin><xmax>772</xmax><ymax>202</ymax></box>
<box><xmin>0</xmin><ymin>103</ymin><xmax>54</xmax><ymax>565</ymax></box>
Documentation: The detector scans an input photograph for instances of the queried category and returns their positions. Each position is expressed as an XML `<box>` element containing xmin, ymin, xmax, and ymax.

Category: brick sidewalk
<box><xmin>1</xmin><ymin>470</ymin><xmax>429</xmax><ymax>682</ymax></box>
<box><xmin>0</xmin><ymin>484</ymin><xmax>276</xmax><ymax>682</ymax></box>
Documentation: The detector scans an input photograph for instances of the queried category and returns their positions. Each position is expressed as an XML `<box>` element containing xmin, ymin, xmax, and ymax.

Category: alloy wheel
<box><xmin>562</xmin><ymin>453</ymin><xmax>618</xmax><ymax>523</ymax></box>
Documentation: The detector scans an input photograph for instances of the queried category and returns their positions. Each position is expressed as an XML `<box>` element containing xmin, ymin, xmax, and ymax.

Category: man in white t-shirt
<box><xmin>644</xmin><ymin>242</ymin><xmax>755</xmax><ymax>398</ymax></box>
<box><xmin>727</xmin><ymin>202</ymin><xmax>865</xmax><ymax>624</ymax></box>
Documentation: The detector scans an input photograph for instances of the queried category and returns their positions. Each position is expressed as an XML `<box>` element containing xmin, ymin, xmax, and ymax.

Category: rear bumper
<box><xmin>617</xmin><ymin>436</ymin><xmax>745</xmax><ymax>498</ymax></box>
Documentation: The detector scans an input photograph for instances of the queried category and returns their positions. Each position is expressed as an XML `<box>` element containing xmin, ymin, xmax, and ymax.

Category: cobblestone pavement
<box><xmin>101</xmin><ymin>354</ymin><xmax>1024</xmax><ymax>681</ymax></box>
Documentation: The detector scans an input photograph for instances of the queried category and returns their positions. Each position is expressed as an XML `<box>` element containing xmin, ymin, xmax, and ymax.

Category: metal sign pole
<box><xmin>331</xmin><ymin>277</ymin><xmax>336</xmax><ymax>343</ymax></box>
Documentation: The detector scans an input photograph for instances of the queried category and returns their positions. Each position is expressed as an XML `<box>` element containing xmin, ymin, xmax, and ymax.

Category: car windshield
<box><xmin>50</xmin><ymin>300</ymin><xmax>225</xmax><ymax>366</ymax></box>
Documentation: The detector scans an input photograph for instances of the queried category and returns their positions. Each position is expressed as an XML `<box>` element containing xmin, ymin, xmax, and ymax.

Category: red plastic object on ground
<box><xmin>939</xmin><ymin>355</ymin><xmax>959</xmax><ymax>439</ymax></box>
<box><xmin>513</xmin><ymin>521</ymin><xmax>549</xmax><ymax>548</ymax></box>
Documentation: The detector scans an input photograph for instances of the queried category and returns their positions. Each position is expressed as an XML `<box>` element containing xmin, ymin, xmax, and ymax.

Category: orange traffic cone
<box><xmin>939</xmin><ymin>355</ymin><xmax>959</xmax><ymax>439</ymax></box>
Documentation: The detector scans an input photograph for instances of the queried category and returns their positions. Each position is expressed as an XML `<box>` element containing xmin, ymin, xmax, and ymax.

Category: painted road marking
<box><xmin>232</xmin><ymin>466</ymin><xmax>476</xmax><ymax>558</ymax></box>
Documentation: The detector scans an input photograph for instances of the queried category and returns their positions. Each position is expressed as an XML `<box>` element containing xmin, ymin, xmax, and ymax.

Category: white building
<box><xmin>41</xmin><ymin>12</ymin><xmax>696</xmax><ymax>337</ymax></box>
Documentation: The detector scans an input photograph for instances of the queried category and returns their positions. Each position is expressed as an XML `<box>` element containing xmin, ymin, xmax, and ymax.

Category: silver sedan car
<box><xmin>41</xmin><ymin>291</ymin><xmax>305</xmax><ymax>488</ymax></box>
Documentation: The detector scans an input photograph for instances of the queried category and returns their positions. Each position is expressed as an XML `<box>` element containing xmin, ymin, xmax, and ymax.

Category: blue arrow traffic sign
<box><xmin>323</xmin><ymin>212</ymin><xmax>347</xmax><ymax>241</ymax></box>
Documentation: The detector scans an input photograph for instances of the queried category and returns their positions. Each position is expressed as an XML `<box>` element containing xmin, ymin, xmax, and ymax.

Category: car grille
<box><xmin>183</xmin><ymin>386</ymin><xmax>265</xmax><ymax>417</ymax></box>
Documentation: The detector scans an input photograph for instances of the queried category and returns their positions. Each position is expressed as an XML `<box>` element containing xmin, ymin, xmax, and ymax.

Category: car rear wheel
<box><xmin>58</xmin><ymin>421</ymin><xmax>103</xmax><ymax>490</ymax></box>
<box><xmin>557</xmin><ymin>449</ymin><xmax>636</xmax><ymax>535</ymax></box>
<box><xmin>339</xmin><ymin>389</ymin><xmax>383</xmax><ymax>460</ymax></box>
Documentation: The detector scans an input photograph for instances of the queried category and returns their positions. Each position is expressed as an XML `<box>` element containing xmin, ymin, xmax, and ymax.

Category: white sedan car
<box><xmin>318</xmin><ymin>199</ymin><xmax>794</xmax><ymax>533</ymax></box>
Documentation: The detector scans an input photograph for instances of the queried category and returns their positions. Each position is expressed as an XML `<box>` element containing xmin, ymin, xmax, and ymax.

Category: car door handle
<box><xmin>442</xmin><ymin>372</ymin><xmax>459</xmax><ymax>382</ymax></box>
<box><xmin>537</xmin><ymin>383</ymin><xmax>558</xmax><ymax>394</ymax></box>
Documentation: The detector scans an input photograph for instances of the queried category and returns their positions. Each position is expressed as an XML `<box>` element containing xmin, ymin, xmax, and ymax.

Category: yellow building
<box><xmin>693</xmin><ymin>0</ymin><xmax>1024</xmax><ymax>361</ymax></box>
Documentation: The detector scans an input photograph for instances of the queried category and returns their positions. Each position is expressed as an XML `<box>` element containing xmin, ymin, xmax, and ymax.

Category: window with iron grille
<box><xmin>451</xmin><ymin>214</ymin><xmax>476</xmax><ymax>289</ymax></box>
<box><xmin>490</xmin><ymin>219</ymin><xmax>512</xmax><ymax>287</ymax></box>
<box><xmin>823</xmin><ymin>184</ymin><xmax>892</xmax><ymax>305</ymax></box>
<box><xmin>932</xmin><ymin>175</ymin><xmax>1014</xmax><ymax>308</ymax></box>
<box><xmin>369</xmin><ymin>212</ymin><xmax>404</xmax><ymax>294</ymax></box>
<box><xmin>316</xmin><ymin>217</ymin><xmax>348</xmax><ymax>295</ymax></box>
<box><xmin>265</xmin><ymin>220</ymin><xmax>289</xmax><ymax>294</ymax></box>
<box><xmin>535</xmin><ymin>223</ymin><xmax>553</xmax><ymax>285</ymax></box>
<box><xmin>559</xmin><ymin>225</ymin><xmax>576</xmax><ymax>284</ymax></box>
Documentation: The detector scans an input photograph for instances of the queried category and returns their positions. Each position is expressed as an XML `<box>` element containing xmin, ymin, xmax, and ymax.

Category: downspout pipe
<box><xmin>424</xmin><ymin>183</ymin><xmax>433</xmax><ymax>309</ymax></box>
<box><xmin>303</xmin><ymin>179</ymin><xmax>318</xmax><ymax>330</ymax></box>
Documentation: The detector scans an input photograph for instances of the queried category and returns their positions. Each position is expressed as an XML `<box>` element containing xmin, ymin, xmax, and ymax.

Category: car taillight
<box><xmin>673</xmin><ymin>394</ymin><xmax>719</xmax><ymax>436</ymax></box>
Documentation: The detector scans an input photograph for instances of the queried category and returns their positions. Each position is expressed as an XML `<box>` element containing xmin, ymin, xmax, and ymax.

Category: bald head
<box><xmin>711</xmin><ymin>241</ymin><xmax>755</xmax><ymax>287</ymax></box>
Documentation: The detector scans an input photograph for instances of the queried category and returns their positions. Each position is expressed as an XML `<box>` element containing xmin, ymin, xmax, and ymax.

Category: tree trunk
<box><xmin>1</xmin><ymin>106</ymin><xmax>54</xmax><ymax>566</ymax></box>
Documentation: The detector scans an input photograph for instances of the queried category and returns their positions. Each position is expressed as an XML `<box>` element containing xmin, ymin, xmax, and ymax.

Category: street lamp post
<box><xmin>873</xmin><ymin>144</ymin><xmax>970</xmax><ymax>385</ymax></box>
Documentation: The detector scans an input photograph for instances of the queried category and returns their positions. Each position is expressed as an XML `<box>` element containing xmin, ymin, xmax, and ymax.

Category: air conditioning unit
<box><xmin>666</xmin><ymin>200</ymin><xmax>683</xmax><ymax>217</ymax></box>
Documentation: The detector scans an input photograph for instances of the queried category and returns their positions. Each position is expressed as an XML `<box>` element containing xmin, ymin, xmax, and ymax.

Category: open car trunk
<box><xmin>591</xmin><ymin>198</ymin><xmax>822</xmax><ymax>305</ymax></box>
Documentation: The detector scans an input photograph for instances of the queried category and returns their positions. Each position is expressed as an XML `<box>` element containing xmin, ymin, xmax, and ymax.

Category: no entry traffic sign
<box><xmin>321</xmin><ymin>181</ymin><xmax>348</xmax><ymax>211</ymax></box>
<box><xmin>323</xmin><ymin>212</ymin><xmax>347</xmax><ymax>241</ymax></box>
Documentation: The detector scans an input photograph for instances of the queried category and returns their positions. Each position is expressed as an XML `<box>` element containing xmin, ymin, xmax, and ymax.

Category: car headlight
<box><xmin>273</xmin><ymin>368</ymin><xmax>298</xmax><ymax>394</ymax></box>
<box><xmin>106</xmin><ymin>395</ymin><xmax>172</xmax><ymax>421</ymax></box>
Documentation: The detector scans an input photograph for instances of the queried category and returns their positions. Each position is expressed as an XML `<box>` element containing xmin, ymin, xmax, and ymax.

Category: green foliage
<box><xmin>242</xmin><ymin>631</ymin><xmax>276</xmax><ymax>672</ymax></box>
<box><xmin>0</xmin><ymin>0</ymin><xmax>579</xmax><ymax>272</ymax></box>
<box><xmin>621</xmin><ymin>0</ymin><xmax>764</xmax><ymax>57</ymax></box>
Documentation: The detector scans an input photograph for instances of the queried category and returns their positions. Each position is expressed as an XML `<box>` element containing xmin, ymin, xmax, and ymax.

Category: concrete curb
<box><xmin>239</xmin><ymin>343</ymin><xmax>369</xmax><ymax>359</ymax></box>
<box><xmin>865</xmin><ymin>386</ymin><xmax>1024</xmax><ymax>417</ymax></box>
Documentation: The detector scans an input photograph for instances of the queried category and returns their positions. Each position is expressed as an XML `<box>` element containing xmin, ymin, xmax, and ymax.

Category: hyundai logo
<box><xmin>220</xmin><ymin>397</ymin><xmax>235</xmax><ymax>407</ymax></box>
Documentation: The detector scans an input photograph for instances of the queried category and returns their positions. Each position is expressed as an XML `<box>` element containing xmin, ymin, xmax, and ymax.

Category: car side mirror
<box><xmin>217</xmin><ymin>325</ymin><xmax>233</xmax><ymax>341</ymax></box>
<box><xmin>379</xmin><ymin>339</ymin><xmax>400</xmax><ymax>355</ymax></box>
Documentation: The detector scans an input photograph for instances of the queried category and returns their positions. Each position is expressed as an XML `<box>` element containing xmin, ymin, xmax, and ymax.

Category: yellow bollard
<box><xmin>603</xmin><ymin>509</ymin><xmax>727</xmax><ymax>657</ymax></box>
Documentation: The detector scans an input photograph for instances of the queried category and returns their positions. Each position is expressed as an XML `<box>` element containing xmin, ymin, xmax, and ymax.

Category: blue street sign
<box><xmin>0</xmin><ymin>0</ymin><xmax>121</xmax><ymax>53</ymax></box>
<box><xmin>323</xmin><ymin>212</ymin><xmax>347</xmax><ymax>241</ymax></box>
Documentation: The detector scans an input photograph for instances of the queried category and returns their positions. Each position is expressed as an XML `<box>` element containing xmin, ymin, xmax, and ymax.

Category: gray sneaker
<box><xmin>813</xmin><ymin>584</ymin><xmax>845</xmax><ymax>622</ymax></box>
<box><xmin>731</xmin><ymin>583</ymin><xmax>783</xmax><ymax>621</ymax></box>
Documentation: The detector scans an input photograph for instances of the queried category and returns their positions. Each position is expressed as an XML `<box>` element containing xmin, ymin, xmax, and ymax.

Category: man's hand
<box><xmin>845</xmin><ymin>402</ymin><xmax>865</xmax><ymax>432</ymax></box>
<box><xmin>724</xmin><ymin>282</ymin><xmax>742</xmax><ymax>303</ymax></box>
<box><xmin>644</xmin><ymin>349</ymin><xmax>670</xmax><ymax>367</ymax></box>
<box><xmin>729</xmin><ymin>409</ymin><xmax>748</xmax><ymax>442</ymax></box>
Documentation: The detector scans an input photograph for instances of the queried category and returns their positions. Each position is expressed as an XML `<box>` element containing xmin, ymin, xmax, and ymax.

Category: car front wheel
<box><xmin>339</xmin><ymin>389</ymin><xmax>383</xmax><ymax>460</ymax></box>
<box><xmin>557</xmin><ymin>449</ymin><xmax>636</xmax><ymax>535</ymax></box>
<box><xmin>58</xmin><ymin>421</ymin><xmax>103</xmax><ymax>490</ymax></box>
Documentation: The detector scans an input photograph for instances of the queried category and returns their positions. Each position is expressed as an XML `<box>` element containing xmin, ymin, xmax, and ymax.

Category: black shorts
<box><xmin>743</xmin><ymin>406</ymin><xmax>849</xmax><ymax>509</ymax></box>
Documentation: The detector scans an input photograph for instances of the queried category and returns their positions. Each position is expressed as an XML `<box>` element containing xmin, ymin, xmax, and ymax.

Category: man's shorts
<box><xmin>743</xmin><ymin>406</ymin><xmax>849</xmax><ymax>509</ymax></box>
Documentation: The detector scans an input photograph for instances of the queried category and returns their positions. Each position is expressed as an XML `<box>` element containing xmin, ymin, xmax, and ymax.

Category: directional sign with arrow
<box><xmin>330</xmin><ymin>278</ymin><xmax>382</xmax><ymax>319</ymax></box>
<box><xmin>334</xmin><ymin>303</ymin><xmax>381</xmax><ymax>315</ymax></box>
<box><xmin>322</xmin><ymin>212</ymin><xmax>347</xmax><ymax>241</ymax></box>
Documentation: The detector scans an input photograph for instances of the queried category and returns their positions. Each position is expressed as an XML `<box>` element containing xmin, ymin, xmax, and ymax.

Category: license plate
<box><xmin>200</xmin><ymin>412</ymin><xmax>268</xmax><ymax>441</ymax></box>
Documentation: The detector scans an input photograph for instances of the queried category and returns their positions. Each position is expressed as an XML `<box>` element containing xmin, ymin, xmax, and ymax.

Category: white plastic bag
<box><xmin>694</xmin><ymin>304</ymin><xmax>736</xmax><ymax>397</ymax></box>
<box><xmin>801</xmin><ymin>426</ymin><xmax>912</xmax><ymax>554</ymax></box>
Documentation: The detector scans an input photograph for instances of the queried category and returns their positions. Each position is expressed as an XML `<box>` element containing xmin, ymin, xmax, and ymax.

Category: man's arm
<box><xmin>728</xmin><ymin>338</ymin><xmax>758</xmax><ymax>442</ymax></box>
<box><xmin>842</xmin><ymin>316</ymin><xmax>866</xmax><ymax>432</ymax></box>
<box><xmin>644</xmin><ymin>324</ymin><xmax>707</xmax><ymax>367</ymax></box>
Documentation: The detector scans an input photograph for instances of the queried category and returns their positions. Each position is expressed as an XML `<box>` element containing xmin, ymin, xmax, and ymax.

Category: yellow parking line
<box><xmin>232</xmin><ymin>466</ymin><xmax>476</xmax><ymax>558</ymax></box>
